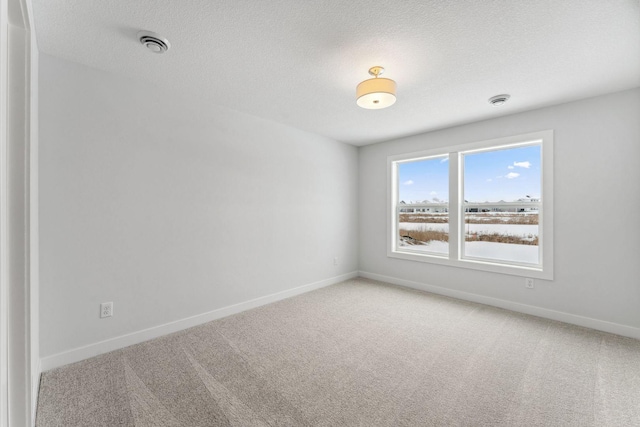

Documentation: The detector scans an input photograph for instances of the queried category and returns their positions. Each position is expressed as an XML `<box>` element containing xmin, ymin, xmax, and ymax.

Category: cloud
<box><xmin>513</xmin><ymin>161</ymin><xmax>531</xmax><ymax>168</ymax></box>
<box><xmin>440</xmin><ymin>158</ymin><xmax>448</xmax><ymax>163</ymax></box>
<box><xmin>507</xmin><ymin>165</ymin><xmax>514</xmax><ymax>169</ymax></box>
<box><xmin>505</xmin><ymin>172</ymin><xmax>520</xmax><ymax>179</ymax></box>
<box><xmin>403</xmin><ymin>180</ymin><xmax>414</xmax><ymax>185</ymax></box>
<box><xmin>486</xmin><ymin>178</ymin><xmax>492</xmax><ymax>182</ymax></box>
<box><xmin>430</xmin><ymin>191</ymin><xmax>437</xmax><ymax>196</ymax></box>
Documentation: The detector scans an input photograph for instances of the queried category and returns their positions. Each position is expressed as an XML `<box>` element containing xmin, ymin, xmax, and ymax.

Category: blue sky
<box><xmin>398</xmin><ymin>145</ymin><xmax>541</xmax><ymax>203</ymax></box>
<box><xmin>398</xmin><ymin>156</ymin><xmax>450</xmax><ymax>203</ymax></box>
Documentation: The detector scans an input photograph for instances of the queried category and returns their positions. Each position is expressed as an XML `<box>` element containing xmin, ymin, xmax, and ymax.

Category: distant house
<box><xmin>399</xmin><ymin>200</ymin><xmax>448</xmax><ymax>213</ymax></box>
<box><xmin>400</xmin><ymin>199</ymin><xmax>539</xmax><ymax>214</ymax></box>
<box><xmin>462</xmin><ymin>199</ymin><xmax>541</xmax><ymax>213</ymax></box>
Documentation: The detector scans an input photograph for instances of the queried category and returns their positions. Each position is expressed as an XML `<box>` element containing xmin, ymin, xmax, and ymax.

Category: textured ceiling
<box><xmin>32</xmin><ymin>0</ymin><xmax>640</xmax><ymax>145</ymax></box>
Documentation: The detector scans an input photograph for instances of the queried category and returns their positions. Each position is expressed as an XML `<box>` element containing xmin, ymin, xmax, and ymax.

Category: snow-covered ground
<box><xmin>465</xmin><ymin>223</ymin><xmax>537</xmax><ymax>237</ymax></box>
<box><xmin>399</xmin><ymin>212</ymin><xmax>540</xmax><ymax>263</ymax></box>
<box><xmin>465</xmin><ymin>241</ymin><xmax>538</xmax><ymax>264</ymax></box>
<box><xmin>399</xmin><ymin>240</ymin><xmax>449</xmax><ymax>255</ymax></box>
<box><xmin>398</xmin><ymin>240</ymin><xmax>539</xmax><ymax>264</ymax></box>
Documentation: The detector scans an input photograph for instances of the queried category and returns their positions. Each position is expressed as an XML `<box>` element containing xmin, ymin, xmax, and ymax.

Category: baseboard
<box><xmin>41</xmin><ymin>271</ymin><xmax>359</xmax><ymax>372</ymax></box>
<box><xmin>359</xmin><ymin>271</ymin><xmax>640</xmax><ymax>340</ymax></box>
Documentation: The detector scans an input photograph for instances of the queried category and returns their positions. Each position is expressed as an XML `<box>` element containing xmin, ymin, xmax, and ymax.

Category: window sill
<box><xmin>387</xmin><ymin>249</ymin><xmax>553</xmax><ymax>280</ymax></box>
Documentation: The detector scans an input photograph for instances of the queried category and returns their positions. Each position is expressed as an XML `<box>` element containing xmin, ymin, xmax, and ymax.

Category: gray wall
<box><xmin>359</xmin><ymin>88</ymin><xmax>640</xmax><ymax>330</ymax></box>
<box><xmin>39</xmin><ymin>54</ymin><xmax>359</xmax><ymax>358</ymax></box>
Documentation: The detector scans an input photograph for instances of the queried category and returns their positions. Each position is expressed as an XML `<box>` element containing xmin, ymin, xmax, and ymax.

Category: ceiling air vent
<box><xmin>488</xmin><ymin>94</ymin><xmax>510</xmax><ymax>106</ymax></box>
<box><xmin>137</xmin><ymin>31</ymin><xmax>170</xmax><ymax>54</ymax></box>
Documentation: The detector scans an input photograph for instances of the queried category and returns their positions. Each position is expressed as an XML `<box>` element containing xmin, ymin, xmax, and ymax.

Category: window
<box><xmin>397</xmin><ymin>155</ymin><xmax>449</xmax><ymax>256</ymax></box>
<box><xmin>388</xmin><ymin>131</ymin><xmax>553</xmax><ymax>279</ymax></box>
<box><xmin>461</xmin><ymin>144</ymin><xmax>541</xmax><ymax>266</ymax></box>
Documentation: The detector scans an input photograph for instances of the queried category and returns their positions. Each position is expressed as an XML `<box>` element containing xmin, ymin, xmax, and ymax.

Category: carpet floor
<box><xmin>36</xmin><ymin>278</ymin><xmax>640</xmax><ymax>426</ymax></box>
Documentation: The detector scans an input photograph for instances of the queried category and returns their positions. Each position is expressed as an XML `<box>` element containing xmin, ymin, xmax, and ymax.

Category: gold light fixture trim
<box><xmin>356</xmin><ymin>66</ymin><xmax>397</xmax><ymax>109</ymax></box>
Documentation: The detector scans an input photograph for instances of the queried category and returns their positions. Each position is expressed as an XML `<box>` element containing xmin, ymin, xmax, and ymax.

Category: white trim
<box><xmin>0</xmin><ymin>1</ymin><xmax>10</xmax><ymax>425</ymax></box>
<box><xmin>387</xmin><ymin>130</ymin><xmax>554</xmax><ymax>280</ymax></box>
<box><xmin>27</xmin><ymin>0</ymin><xmax>39</xmax><ymax>421</ymax></box>
<box><xmin>41</xmin><ymin>271</ymin><xmax>359</xmax><ymax>372</ymax></box>
<box><xmin>359</xmin><ymin>271</ymin><xmax>640</xmax><ymax>340</ymax></box>
<box><xmin>449</xmin><ymin>152</ymin><xmax>460</xmax><ymax>259</ymax></box>
<box><xmin>2</xmin><ymin>1</ymin><xmax>38</xmax><ymax>425</ymax></box>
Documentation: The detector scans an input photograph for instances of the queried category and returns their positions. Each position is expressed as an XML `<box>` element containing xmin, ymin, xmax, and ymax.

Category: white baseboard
<box><xmin>41</xmin><ymin>271</ymin><xmax>358</xmax><ymax>372</ymax></box>
<box><xmin>359</xmin><ymin>271</ymin><xmax>640</xmax><ymax>340</ymax></box>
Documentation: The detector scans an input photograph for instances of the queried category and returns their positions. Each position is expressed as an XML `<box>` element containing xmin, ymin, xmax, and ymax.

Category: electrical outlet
<box><xmin>100</xmin><ymin>302</ymin><xmax>113</xmax><ymax>318</ymax></box>
<box><xmin>333</xmin><ymin>257</ymin><xmax>338</xmax><ymax>266</ymax></box>
<box><xmin>525</xmin><ymin>278</ymin><xmax>534</xmax><ymax>289</ymax></box>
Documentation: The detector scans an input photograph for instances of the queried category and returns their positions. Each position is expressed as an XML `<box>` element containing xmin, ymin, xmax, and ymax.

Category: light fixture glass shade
<box><xmin>356</xmin><ymin>77</ymin><xmax>397</xmax><ymax>109</ymax></box>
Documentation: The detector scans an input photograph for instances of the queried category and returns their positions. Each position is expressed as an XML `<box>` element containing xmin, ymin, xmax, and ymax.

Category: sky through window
<box><xmin>398</xmin><ymin>145</ymin><xmax>541</xmax><ymax>203</ymax></box>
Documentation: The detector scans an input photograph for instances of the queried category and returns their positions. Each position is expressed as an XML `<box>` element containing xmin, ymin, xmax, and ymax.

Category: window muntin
<box><xmin>388</xmin><ymin>131</ymin><xmax>553</xmax><ymax>279</ymax></box>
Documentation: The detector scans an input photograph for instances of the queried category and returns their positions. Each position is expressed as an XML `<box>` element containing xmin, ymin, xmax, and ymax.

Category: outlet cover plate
<box><xmin>100</xmin><ymin>302</ymin><xmax>113</xmax><ymax>318</ymax></box>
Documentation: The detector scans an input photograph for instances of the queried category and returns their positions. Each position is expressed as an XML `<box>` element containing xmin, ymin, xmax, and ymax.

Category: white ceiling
<box><xmin>32</xmin><ymin>0</ymin><xmax>640</xmax><ymax>146</ymax></box>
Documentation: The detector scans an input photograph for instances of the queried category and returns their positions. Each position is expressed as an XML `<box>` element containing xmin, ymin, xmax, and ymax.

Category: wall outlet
<box><xmin>333</xmin><ymin>257</ymin><xmax>338</xmax><ymax>266</ymax></box>
<box><xmin>100</xmin><ymin>302</ymin><xmax>113</xmax><ymax>318</ymax></box>
<box><xmin>525</xmin><ymin>278</ymin><xmax>534</xmax><ymax>289</ymax></box>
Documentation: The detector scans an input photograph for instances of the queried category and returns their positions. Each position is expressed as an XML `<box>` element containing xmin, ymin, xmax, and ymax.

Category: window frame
<box><xmin>387</xmin><ymin>130</ymin><xmax>554</xmax><ymax>280</ymax></box>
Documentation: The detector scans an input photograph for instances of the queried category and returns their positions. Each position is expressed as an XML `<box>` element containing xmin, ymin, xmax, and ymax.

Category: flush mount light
<box><xmin>356</xmin><ymin>66</ymin><xmax>397</xmax><ymax>109</ymax></box>
<box><xmin>488</xmin><ymin>94</ymin><xmax>510</xmax><ymax>106</ymax></box>
<box><xmin>137</xmin><ymin>31</ymin><xmax>170</xmax><ymax>54</ymax></box>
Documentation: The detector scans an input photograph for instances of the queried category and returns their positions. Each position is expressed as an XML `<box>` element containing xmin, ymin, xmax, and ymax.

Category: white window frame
<box><xmin>388</xmin><ymin>130</ymin><xmax>553</xmax><ymax>280</ymax></box>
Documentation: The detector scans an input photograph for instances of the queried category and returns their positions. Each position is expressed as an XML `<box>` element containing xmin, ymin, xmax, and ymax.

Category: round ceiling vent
<box><xmin>137</xmin><ymin>31</ymin><xmax>170</xmax><ymax>54</ymax></box>
<box><xmin>488</xmin><ymin>94</ymin><xmax>510</xmax><ymax>106</ymax></box>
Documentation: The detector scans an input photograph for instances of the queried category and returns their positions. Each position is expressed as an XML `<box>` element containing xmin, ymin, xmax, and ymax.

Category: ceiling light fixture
<box><xmin>356</xmin><ymin>66</ymin><xmax>397</xmax><ymax>109</ymax></box>
<box><xmin>488</xmin><ymin>94</ymin><xmax>510</xmax><ymax>106</ymax></box>
<box><xmin>138</xmin><ymin>31</ymin><xmax>171</xmax><ymax>54</ymax></box>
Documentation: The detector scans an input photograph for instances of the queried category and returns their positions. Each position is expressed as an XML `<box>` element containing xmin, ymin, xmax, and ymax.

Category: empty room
<box><xmin>2</xmin><ymin>0</ymin><xmax>639</xmax><ymax>426</ymax></box>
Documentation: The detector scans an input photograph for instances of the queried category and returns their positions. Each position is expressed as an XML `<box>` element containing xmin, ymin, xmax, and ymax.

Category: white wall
<box><xmin>359</xmin><ymin>88</ymin><xmax>640</xmax><ymax>334</ymax></box>
<box><xmin>38</xmin><ymin>51</ymin><xmax>640</xmax><ymax>369</ymax></box>
<box><xmin>39</xmin><ymin>54</ymin><xmax>358</xmax><ymax>361</ymax></box>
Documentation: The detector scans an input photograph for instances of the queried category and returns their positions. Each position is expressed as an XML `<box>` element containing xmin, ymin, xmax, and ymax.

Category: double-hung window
<box><xmin>388</xmin><ymin>131</ymin><xmax>553</xmax><ymax>279</ymax></box>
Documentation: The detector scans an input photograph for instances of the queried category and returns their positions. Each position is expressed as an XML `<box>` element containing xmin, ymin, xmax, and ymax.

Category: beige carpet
<box><xmin>36</xmin><ymin>278</ymin><xmax>640</xmax><ymax>426</ymax></box>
